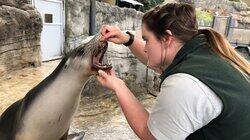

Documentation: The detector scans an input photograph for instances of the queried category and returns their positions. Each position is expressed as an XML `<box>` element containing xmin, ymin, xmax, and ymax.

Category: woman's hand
<box><xmin>97</xmin><ymin>69</ymin><xmax>125</xmax><ymax>92</ymax></box>
<box><xmin>100</xmin><ymin>25</ymin><xmax>129</xmax><ymax>44</ymax></box>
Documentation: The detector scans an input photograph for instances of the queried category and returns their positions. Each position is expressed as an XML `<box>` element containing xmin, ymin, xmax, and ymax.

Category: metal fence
<box><xmin>198</xmin><ymin>16</ymin><xmax>250</xmax><ymax>60</ymax></box>
<box><xmin>198</xmin><ymin>16</ymin><xmax>250</xmax><ymax>46</ymax></box>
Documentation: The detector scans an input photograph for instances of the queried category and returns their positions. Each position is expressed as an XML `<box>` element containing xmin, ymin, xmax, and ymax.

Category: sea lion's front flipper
<box><xmin>67</xmin><ymin>129</ymin><xmax>85</xmax><ymax>140</ymax></box>
<box><xmin>59</xmin><ymin>129</ymin><xmax>68</xmax><ymax>140</ymax></box>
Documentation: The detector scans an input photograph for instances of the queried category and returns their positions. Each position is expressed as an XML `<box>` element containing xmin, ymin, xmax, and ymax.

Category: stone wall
<box><xmin>65</xmin><ymin>1</ymin><xmax>143</xmax><ymax>53</ymax></box>
<box><xmin>0</xmin><ymin>0</ymin><xmax>29</xmax><ymax>8</ymax></box>
<box><xmin>0</xmin><ymin>1</ymin><xmax>42</xmax><ymax>76</ymax></box>
<box><xmin>95</xmin><ymin>2</ymin><xmax>143</xmax><ymax>33</ymax></box>
<box><xmin>177</xmin><ymin>0</ymin><xmax>248</xmax><ymax>13</ymax></box>
<box><xmin>65</xmin><ymin>0</ymin><xmax>90</xmax><ymax>53</ymax></box>
<box><xmin>241</xmin><ymin>0</ymin><xmax>250</xmax><ymax>7</ymax></box>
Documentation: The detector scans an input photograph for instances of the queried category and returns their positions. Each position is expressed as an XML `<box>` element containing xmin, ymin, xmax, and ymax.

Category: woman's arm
<box><xmin>100</xmin><ymin>25</ymin><xmax>148</xmax><ymax>65</ymax></box>
<box><xmin>97</xmin><ymin>70</ymin><xmax>155</xmax><ymax>140</ymax></box>
<box><xmin>115</xmin><ymin>83</ymin><xmax>155</xmax><ymax>140</ymax></box>
<box><xmin>128</xmin><ymin>37</ymin><xmax>148</xmax><ymax>66</ymax></box>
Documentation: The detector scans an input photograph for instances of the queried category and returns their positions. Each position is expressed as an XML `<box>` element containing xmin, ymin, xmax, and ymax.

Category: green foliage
<box><xmin>139</xmin><ymin>0</ymin><xmax>165</xmax><ymax>12</ymax></box>
<box><xmin>229</xmin><ymin>0</ymin><xmax>241</xmax><ymax>2</ymax></box>
<box><xmin>196</xmin><ymin>9</ymin><xmax>214</xmax><ymax>26</ymax></box>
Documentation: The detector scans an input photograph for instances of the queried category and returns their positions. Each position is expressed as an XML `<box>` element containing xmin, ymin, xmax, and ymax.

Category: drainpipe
<box><xmin>64</xmin><ymin>0</ymin><xmax>69</xmax><ymax>54</ymax></box>
<box><xmin>90</xmin><ymin>0</ymin><xmax>96</xmax><ymax>35</ymax></box>
<box><xmin>225</xmin><ymin>16</ymin><xmax>232</xmax><ymax>39</ymax></box>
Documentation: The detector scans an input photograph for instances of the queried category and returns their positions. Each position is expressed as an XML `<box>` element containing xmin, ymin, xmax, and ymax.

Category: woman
<box><xmin>98</xmin><ymin>3</ymin><xmax>250</xmax><ymax>140</ymax></box>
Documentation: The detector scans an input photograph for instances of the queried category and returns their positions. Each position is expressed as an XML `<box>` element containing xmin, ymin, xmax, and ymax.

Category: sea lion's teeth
<box><xmin>103</xmin><ymin>63</ymin><xmax>109</xmax><ymax>66</ymax></box>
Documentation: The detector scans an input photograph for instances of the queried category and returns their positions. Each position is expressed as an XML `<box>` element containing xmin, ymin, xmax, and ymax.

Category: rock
<box><xmin>0</xmin><ymin>1</ymin><xmax>42</xmax><ymax>76</ymax></box>
<box><xmin>165</xmin><ymin>0</ymin><xmax>249</xmax><ymax>14</ymax></box>
<box><xmin>65</xmin><ymin>0</ymin><xmax>91</xmax><ymax>52</ymax></box>
<box><xmin>0</xmin><ymin>65</ymin><xmax>6</xmax><ymax>76</ymax></box>
<box><xmin>95</xmin><ymin>1</ymin><xmax>143</xmax><ymax>31</ymax></box>
<box><xmin>231</xmin><ymin>1</ymin><xmax>248</xmax><ymax>11</ymax></box>
<box><xmin>68</xmin><ymin>127</ymin><xmax>85</xmax><ymax>140</ymax></box>
<box><xmin>0</xmin><ymin>0</ymin><xmax>28</xmax><ymax>8</ymax></box>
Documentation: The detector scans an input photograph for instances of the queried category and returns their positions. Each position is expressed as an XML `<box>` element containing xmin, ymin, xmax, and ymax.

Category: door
<box><xmin>33</xmin><ymin>0</ymin><xmax>64</xmax><ymax>61</ymax></box>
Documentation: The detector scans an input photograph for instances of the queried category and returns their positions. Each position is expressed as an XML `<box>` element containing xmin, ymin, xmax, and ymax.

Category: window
<box><xmin>44</xmin><ymin>14</ymin><xmax>53</xmax><ymax>23</ymax></box>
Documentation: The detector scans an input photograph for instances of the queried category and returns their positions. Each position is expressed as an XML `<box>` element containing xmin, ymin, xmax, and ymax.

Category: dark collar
<box><xmin>160</xmin><ymin>34</ymin><xmax>208</xmax><ymax>83</ymax></box>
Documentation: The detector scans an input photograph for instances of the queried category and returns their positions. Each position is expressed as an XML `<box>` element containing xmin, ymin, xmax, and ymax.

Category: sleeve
<box><xmin>147</xmin><ymin>73</ymin><xmax>222</xmax><ymax>140</ymax></box>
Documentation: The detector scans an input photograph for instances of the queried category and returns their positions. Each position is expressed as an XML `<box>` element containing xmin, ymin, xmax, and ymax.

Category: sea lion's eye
<box><xmin>64</xmin><ymin>60</ymin><xmax>70</xmax><ymax>69</ymax></box>
<box><xmin>64</xmin><ymin>64</ymin><xmax>68</xmax><ymax>69</ymax></box>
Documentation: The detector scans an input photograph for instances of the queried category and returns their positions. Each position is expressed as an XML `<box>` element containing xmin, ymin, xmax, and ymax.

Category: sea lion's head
<box><xmin>63</xmin><ymin>34</ymin><xmax>112</xmax><ymax>78</ymax></box>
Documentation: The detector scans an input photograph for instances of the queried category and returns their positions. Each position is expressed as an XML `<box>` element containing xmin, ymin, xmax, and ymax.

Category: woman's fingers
<box><xmin>97</xmin><ymin>70</ymin><xmax>109</xmax><ymax>85</ymax></box>
<box><xmin>101</xmin><ymin>25</ymin><xmax>118</xmax><ymax>38</ymax></box>
<box><xmin>100</xmin><ymin>25</ymin><xmax>112</xmax><ymax>41</ymax></box>
<box><xmin>101</xmin><ymin>25</ymin><xmax>109</xmax><ymax>35</ymax></box>
<box><xmin>97</xmin><ymin>69</ymin><xmax>121</xmax><ymax>91</ymax></box>
<box><xmin>105</xmin><ymin>31</ymin><xmax>118</xmax><ymax>39</ymax></box>
<box><xmin>103</xmin><ymin>68</ymin><xmax>115</xmax><ymax>76</ymax></box>
<box><xmin>98</xmin><ymin>70</ymin><xmax>108</xmax><ymax>79</ymax></box>
<box><xmin>110</xmin><ymin>69</ymin><xmax>116</xmax><ymax>76</ymax></box>
<box><xmin>100</xmin><ymin>25</ymin><xmax>125</xmax><ymax>44</ymax></box>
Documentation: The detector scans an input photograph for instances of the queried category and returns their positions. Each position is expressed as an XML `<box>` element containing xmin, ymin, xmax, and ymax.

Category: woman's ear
<box><xmin>163</xmin><ymin>30</ymin><xmax>173</xmax><ymax>46</ymax></box>
<box><xmin>166</xmin><ymin>30</ymin><xmax>172</xmax><ymax>36</ymax></box>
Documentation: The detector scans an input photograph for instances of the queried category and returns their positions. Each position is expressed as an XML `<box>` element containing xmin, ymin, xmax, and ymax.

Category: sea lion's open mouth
<box><xmin>92</xmin><ymin>42</ymin><xmax>112</xmax><ymax>70</ymax></box>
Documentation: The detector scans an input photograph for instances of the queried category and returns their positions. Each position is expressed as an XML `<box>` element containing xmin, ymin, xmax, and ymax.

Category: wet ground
<box><xmin>0</xmin><ymin>60</ymin><xmax>156</xmax><ymax>139</ymax></box>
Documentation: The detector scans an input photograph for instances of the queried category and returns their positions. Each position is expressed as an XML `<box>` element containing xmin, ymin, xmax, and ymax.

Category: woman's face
<box><xmin>142</xmin><ymin>24</ymin><xmax>166</xmax><ymax>71</ymax></box>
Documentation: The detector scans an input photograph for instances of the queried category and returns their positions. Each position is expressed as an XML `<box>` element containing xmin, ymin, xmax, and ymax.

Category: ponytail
<box><xmin>199</xmin><ymin>28</ymin><xmax>250</xmax><ymax>78</ymax></box>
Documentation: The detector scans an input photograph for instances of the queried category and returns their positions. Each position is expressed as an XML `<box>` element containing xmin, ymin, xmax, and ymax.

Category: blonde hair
<box><xmin>199</xmin><ymin>28</ymin><xmax>250</xmax><ymax>78</ymax></box>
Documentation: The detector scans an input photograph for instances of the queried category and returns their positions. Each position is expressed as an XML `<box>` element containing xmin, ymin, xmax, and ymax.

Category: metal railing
<box><xmin>198</xmin><ymin>16</ymin><xmax>249</xmax><ymax>58</ymax></box>
<box><xmin>198</xmin><ymin>16</ymin><xmax>250</xmax><ymax>46</ymax></box>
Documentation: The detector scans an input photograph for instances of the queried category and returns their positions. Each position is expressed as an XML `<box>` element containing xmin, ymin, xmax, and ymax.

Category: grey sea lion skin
<box><xmin>0</xmin><ymin>35</ymin><xmax>112</xmax><ymax>140</ymax></box>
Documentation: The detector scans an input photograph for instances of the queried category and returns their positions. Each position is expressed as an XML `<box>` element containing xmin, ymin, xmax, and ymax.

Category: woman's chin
<box><xmin>147</xmin><ymin>65</ymin><xmax>162</xmax><ymax>74</ymax></box>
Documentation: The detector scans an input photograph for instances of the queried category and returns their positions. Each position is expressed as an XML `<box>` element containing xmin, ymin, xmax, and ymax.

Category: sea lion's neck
<box><xmin>15</xmin><ymin>60</ymin><xmax>91</xmax><ymax>140</ymax></box>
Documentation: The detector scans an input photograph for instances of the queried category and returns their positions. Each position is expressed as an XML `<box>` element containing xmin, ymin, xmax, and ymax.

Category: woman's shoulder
<box><xmin>161</xmin><ymin>73</ymin><xmax>201</xmax><ymax>85</ymax></box>
<box><xmin>148</xmin><ymin>73</ymin><xmax>223</xmax><ymax>139</ymax></box>
<box><xmin>161</xmin><ymin>73</ymin><xmax>208</xmax><ymax>91</ymax></box>
<box><xmin>158</xmin><ymin>73</ymin><xmax>222</xmax><ymax>119</ymax></box>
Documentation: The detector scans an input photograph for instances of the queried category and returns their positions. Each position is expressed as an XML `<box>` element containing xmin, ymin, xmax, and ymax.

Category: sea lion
<box><xmin>0</xmin><ymin>35</ymin><xmax>112</xmax><ymax>140</ymax></box>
